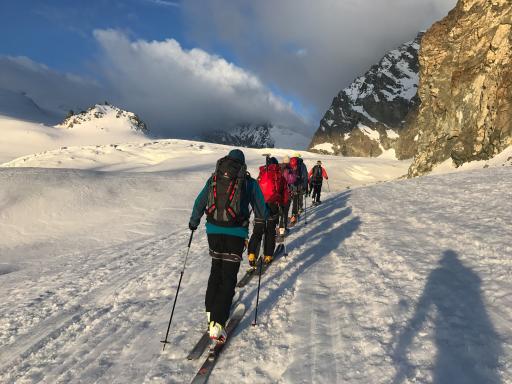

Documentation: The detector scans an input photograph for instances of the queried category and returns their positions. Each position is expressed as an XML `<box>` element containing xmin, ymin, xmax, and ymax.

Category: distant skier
<box><xmin>247</xmin><ymin>156</ymin><xmax>289</xmax><ymax>265</ymax></box>
<box><xmin>279</xmin><ymin>155</ymin><xmax>296</xmax><ymax>235</ymax></box>
<box><xmin>188</xmin><ymin>149</ymin><xmax>267</xmax><ymax>343</ymax></box>
<box><xmin>308</xmin><ymin>160</ymin><xmax>329</xmax><ymax>205</ymax></box>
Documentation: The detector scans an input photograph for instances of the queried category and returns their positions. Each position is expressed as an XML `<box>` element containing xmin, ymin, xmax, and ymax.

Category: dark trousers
<box><xmin>291</xmin><ymin>189</ymin><xmax>300</xmax><ymax>216</ymax></box>
<box><xmin>312</xmin><ymin>183</ymin><xmax>322</xmax><ymax>202</ymax></box>
<box><xmin>279</xmin><ymin>201</ymin><xmax>290</xmax><ymax>229</ymax></box>
<box><xmin>248</xmin><ymin>203</ymin><xmax>279</xmax><ymax>257</ymax></box>
<box><xmin>205</xmin><ymin>234</ymin><xmax>244</xmax><ymax>326</ymax></box>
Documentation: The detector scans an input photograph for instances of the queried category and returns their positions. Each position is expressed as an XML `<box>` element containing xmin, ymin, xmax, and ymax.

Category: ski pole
<box><xmin>160</xmin><ymin>230</ymin><xmax>195</xmax><ymax>351</ymax></box>
<box><xmin>252</xmin><ymin>222</ymin><xmax>266</xmax><ymax>326</ymax></box>
<box><xmin>326</xmin><ymin>180</ymin><xmax>331</xmax><ymax>192</ymax></box>
<box><xmin>304</xmin><ymin>194</ymin><xmax>308</xmax><ymax>226</ymax></box>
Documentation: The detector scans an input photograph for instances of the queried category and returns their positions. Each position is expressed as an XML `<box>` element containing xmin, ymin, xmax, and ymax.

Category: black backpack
<box><xmin>294</xmin><ymin>157</ymin><xmax>304</xmax><ymax>186</ymax></box>
<box><xmin>205</xmin><ymin>156</ymin><xmax>248</xmax><ymax>227</ymax></box>
<box><xmin>313</xmin><ymin>165</ymin><xmax>323</xmax><ymax>182</ymax></box>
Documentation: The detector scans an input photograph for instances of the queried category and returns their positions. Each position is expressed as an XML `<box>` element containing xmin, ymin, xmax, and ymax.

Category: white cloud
<box><xmin>0</xmin><ymin>56</ymin><xmax>103</xmax><ymax>116</ymax></box>
<box><xmin>0</xmin><ymin>31</ymin><xmax>308</xmax><ymax>137</ymax></box>
<box><xmin>92</xmin><ymin>29</ymin><xmax>307</xmax><ymax>137</ymax></box>
<box><xmin>144</xmin><ymin>0</ymin><xmax>180</xmax><ymax>7</ymax></box>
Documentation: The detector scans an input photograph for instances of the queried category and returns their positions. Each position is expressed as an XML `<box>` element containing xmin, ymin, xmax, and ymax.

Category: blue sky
<box><xmin>0</xmin><ymin>0</ymin><xmax>457</xmax><ymax>136</ymax></box>
<box><xmin>0</xmin><ymin>0</ymin><xmax>190</xmax><ymax>73</ymax></box>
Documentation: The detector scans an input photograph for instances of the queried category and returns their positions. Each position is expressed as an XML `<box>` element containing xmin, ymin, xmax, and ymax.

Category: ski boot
<box><xmin>264</xmin><ymin>255</ymin><xmax>273</xmax><ymax>264</ymax></box>
<box><xmin>209</xmin><ymin>321</ymin><xmax>227</xmax><ymax>343</ymax></box>
<box><xmin>248</xmin><ymin>253</ymin><xmax>257</xmax><ymax>267</ymax></box>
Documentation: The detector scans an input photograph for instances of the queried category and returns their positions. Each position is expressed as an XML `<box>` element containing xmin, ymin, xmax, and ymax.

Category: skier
<box><xmin>279</xmin><ymin>155</ymin><xmax>296</xmax><ymax>236</ymax></box>
<box><xmin>288</xmin><ymin>155</ymin><xmax>308</xmax><ymax>225</ymax></box>
<box><xmin>188</xmin><ymin>149</ymin><xmax>267</xmax><ymax>343</ymax></box>
<box><xmin>294</xmin><ymin>153</ymin><xmax>309</xmax><ymax>213</ymax></box>
<box><xmin>308</xmin><ymin>160</ymin><xmax>329</xmax><ymax>205</ymax></box>
<box><xmin>247</xmin><ymin>156</ymin><xmax>289</xmax><ymax>265</ymax></box>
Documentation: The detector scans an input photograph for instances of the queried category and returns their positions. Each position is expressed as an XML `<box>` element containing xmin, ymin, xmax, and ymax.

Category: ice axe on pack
<box><xmin>262</xmin><ymin>153</ymin><xmax>272</xmax><ymax>168</ymax></box>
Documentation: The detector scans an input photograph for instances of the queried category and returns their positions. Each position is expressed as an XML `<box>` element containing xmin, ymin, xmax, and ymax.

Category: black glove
<box><xmin>189</xmin><ymin>222</ymin><xmax>198</xmax><ymax>231</ymax></box>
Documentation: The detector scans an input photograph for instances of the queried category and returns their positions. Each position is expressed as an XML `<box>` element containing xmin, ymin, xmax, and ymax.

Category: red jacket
<box><xmin>308</xmin><ymin>165</ymin><xmax>328</xmax><ymax>183</ymax></box>
<box><xmin>258</xmin><ymin>164</ymin><xmax>289</xmax><ymax>206</ymax></box>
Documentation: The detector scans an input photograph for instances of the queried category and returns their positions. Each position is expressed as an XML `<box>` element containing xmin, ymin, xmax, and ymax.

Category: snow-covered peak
<box><xmin>58</xmin><ymin>104</ymin><xmax>148</xmax><ymax>134</ymax></box>
<box><xmin>309</xmin><ymin>33</ymin><xmax>423</xmax><ymax>159</ymax></box>
<box><xmin>201</xmin><ymin>123</ymin><xmax>310</xmax><ymax>150</ymax></box>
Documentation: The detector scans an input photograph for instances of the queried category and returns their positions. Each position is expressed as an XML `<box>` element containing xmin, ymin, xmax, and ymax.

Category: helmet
<box><xmin>294</xmin><ymin>153</ymin><xmax>302</xmax><ymax>158</ymax></box>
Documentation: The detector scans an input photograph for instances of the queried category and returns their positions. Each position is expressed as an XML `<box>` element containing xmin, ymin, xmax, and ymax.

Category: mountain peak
<box><xmin>58</xmin><ymin>103</ymin><xmax>149</xmax><ymax>134</ymax></box>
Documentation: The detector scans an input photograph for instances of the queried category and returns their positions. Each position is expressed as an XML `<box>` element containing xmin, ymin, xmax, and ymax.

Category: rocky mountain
<box><xmin>309</xmin><ymin>33</ymin><xmax>423</xmax><ymax>159</ymax></box>
<box><xmin>408</xmin><ymin>0</ymin><xmax>512</xmax><ymax>176</ymax></box>
<box><xmin>201</xmin><ymin>123</ymin><xmax>311</xmax><ymax>149</ymax></box>
<box><xmin>58</xmin><ymin>103</ymin><xmax>148</xmax><ymax>134</ymax></box>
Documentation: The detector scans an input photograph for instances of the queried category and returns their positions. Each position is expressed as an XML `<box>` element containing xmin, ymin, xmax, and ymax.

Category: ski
<box><xmin>236</xmin><ymin>244</ymin><xmax>284</xmax><ymax>288</ymax></box>
<box><xmin>190</xmin><ymin>303</ymin><xmax>246</xmax><ymax>384</ymax></box>
<box><xmin>187</xmin><ymin>291</ymin><xmax>242</xmax><ymax>360</ymax></box>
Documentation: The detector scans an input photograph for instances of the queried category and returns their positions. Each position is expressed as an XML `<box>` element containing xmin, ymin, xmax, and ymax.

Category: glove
<box><xmin>189</xmin><ymin>222</ymin><xmax>198</xmax><ymax>231</ymax></box>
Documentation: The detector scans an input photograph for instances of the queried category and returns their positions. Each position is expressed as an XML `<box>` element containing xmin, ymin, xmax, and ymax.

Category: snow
<box><xmin>268</xmin><ymin>126</ymin><xmax>311</xmax><ymax>150</ymax></box>
<box><xmin>0</xmin><ymin>112</ymin><xmax>148</xmax><ymax>164</ymax></box>
<box><xmin>378</xmin><ymin>148</ymin><xmax>398</xmax><ymax>160</ymax></box>
<box><xmin>386</xmin><ymin>129</ymin><xmax>400</xmax><ymax>139</ymax></box>
<box><xmin>358</xmin><ymin>123</ymin><xmax>380</xmax><ymax>141</ymax></box>
<box><xmin>1</xmin><ymin>136</ymin><xmax>511</xmax><ymax>383</ymax></box>
<box><xmin>351</xmin><ymin>105</ymin><xmax>378</xmax><ymax>123</ymax></box>
<box><xmin>431</xmin><ymin>145</ymin><xmax>512</xmax><ymax>174</ymax></box>
<box><xmin>311</xmin><ymin>142</ymin><xmax>335</xmax><ymax>154</ymax></box>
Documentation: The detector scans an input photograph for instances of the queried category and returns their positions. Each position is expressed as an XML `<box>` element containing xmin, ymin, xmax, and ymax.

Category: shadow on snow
<box><xmin>392</xmin><ymin>250</ymin><xmax>503</xmax><ymax>384</ymax></box>
<box><xmin>238</xmin><ymin>191</ymin><xmax>361</xmax><ymax>333</ymax></box>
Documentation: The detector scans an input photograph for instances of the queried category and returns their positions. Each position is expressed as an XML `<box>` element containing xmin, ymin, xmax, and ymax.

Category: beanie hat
<box><xmin>227</xmin><ymin>149</ymin><xmax>245</xmax><ymax>164</ymax></box>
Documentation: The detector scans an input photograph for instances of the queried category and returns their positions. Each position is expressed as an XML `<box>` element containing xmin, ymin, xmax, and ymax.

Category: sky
<box><xmin>0</xmin><ymin>0</ymin><xmax>458</xmax><ymax>138</ymax></box>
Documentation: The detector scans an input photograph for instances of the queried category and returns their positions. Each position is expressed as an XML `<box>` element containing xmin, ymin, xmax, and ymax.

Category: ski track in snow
<box><xmin>0</xmin><ymin>164</ymin><xmax>511</xmax><ymax>383</ymax></box>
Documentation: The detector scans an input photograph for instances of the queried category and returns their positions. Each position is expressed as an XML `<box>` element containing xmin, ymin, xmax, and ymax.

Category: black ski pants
<box><xmin>279</xmin><ymin>200</ymin><xmax>290</xmax><ymax>229</ymax></box>
<box><xmin>205</xmin><ymin>234</ymin><xmax>244</xmax><ymax>326</ymax></box>
<box><xmin>248</xmin><ymin>203</ymin><xmax>279</xmax><ymax>257</ymax></box>
<box><xmin>312</xmin><ymin>182</ymin><xmax>322</xmax><ymax>203</ymax></box>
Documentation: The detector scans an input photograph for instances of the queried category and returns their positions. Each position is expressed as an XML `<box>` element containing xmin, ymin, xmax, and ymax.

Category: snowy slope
<box><xmin>0</xmin><ymin>139</ymin><xmax>410</xmax><ymax>189</ymax></box>
<box><xmin>0</xmin><ymin>143</ymin><xmax>510</xmax><ymax>383</ymax></box>
<box><xmin>0</xmin><ymin>105</ymin><xmax>149</xmax><ymax>164</ymax></box>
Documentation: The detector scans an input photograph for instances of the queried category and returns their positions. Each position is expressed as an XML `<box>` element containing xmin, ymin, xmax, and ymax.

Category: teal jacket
<box><xmin>189</xmin><ymin>175</ymin><xmax>267</xmax><ymax>238</ymax></box>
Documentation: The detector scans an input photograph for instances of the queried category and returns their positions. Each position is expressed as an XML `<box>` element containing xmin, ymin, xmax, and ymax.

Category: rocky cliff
<box><xmin>309</xmin><ymin>34</ymin><xmax>423</xmax><ymax>159</ymax></box>
<box><xmin>408</xmin><ymin>0</ymin><xmax>512</xmax><ymax>176</ymax></box>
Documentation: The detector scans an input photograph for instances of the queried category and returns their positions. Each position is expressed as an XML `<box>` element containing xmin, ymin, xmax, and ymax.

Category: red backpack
<box><xmin>258</xmin><ymin>164</ymin><xmax>284</xmax><ymax>204</ymax></box>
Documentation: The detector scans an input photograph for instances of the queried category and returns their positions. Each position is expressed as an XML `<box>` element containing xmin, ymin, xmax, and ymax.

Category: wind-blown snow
<box><xmin>0</xmin><ymin>141</ymin><xmax>510</xmax><ymax>383</ymax></box>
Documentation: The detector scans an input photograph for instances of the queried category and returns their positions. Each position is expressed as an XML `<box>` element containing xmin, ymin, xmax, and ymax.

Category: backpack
<box><xmin>290</xmin><ymin>157</ymin><xmax>303</xmax><ymax>187</ymax></box>
<box><xmin>205</xmin><ymin>156</ymin><xmax>248</xmax><ymax>227</ymax></box>
<box><xmin>281</xmin><ymin>164</ymin><xmax>297</xmax><ymax>185</ymax></box>
<box><xmin>312</xmin><ymin>165</ymin><xmax>323</xmax><ymax>182</ymax></box>
<box><xmin>258</xmin><ymin>164</ymin><xmax>284</xmax><ymax>204</ymax></box>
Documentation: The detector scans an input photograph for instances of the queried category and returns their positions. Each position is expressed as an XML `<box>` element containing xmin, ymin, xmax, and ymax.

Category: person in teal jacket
<box><xmin>189</xmin><ymin>149</ymin><xmax>266</xmax><ymax>342</ymax></box>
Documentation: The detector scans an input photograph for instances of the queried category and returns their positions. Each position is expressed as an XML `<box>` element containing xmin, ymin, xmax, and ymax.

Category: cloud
<box><xmin>0</xmin><ymin>31</ymin><xmax>307</xmax><ymax>137</ymax></box>
<box><xmin>181</xmin><ymin>0</ymin><xmax>458</xmax><ymax>118</ymax></box>
<box><xmin>0</xmin><ymin>56</ymin><xmax>103</xmax><ymax>116</ymax></box>
<box><xmin>92</xmin><ymin>29</ymin><xmax>307</xmax><ymax>137</ymax></box>
<box><xmin>144</xmin><ymin>0</ymin><xmax>180</xmax><ymax>7</ymax></box>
